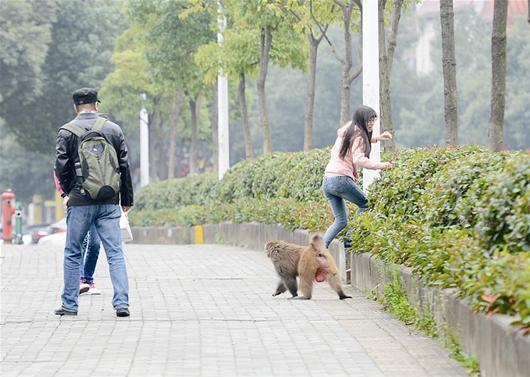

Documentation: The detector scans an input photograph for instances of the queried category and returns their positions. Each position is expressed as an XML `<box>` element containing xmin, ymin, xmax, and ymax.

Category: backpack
<box><xmin>61</xmin><ymin>117</ymin><xmax>121</xmax><ymax>200</ymax></box>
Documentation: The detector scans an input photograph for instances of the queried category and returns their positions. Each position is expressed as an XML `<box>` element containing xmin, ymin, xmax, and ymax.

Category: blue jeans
<box><xmin>61</xmin><ymin>204</ymin><xmax>128</xmax><ymax>311</ymax></box>
<box><xmin>80</xmin><ymin>225</ymin><xmax>101</xmax><ymax>284</ymax></box>
<box><xmin>322</xmin><ymin>176</ymin><xmax>368</xmax><ymax>247</ymax></box>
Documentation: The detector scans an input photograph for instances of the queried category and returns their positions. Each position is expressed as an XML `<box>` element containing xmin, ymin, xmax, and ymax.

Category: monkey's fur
<box><xmin>265</xmin><ymin>235</ymin><xmax>352</xmax><ymax>300</ymax></box>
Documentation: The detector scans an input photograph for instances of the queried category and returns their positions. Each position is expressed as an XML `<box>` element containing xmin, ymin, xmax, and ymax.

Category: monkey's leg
<box><xmin>283</xmin><ymin>276</ymin><xmax>298</xmax><ymax>297</ymax></box>
<box><xmin>273</xmin><ymin>281</ymin><xmax>287</xmax><ymax>296</ymax></box>
<box><xmin>328</xmin><ymin>275</ymin><xmax>352</xmax><ymax>300</ymax></box>
<box><xmin>299</xmin><ymin>276</ymin><xmax>313</xmax><ymax>300</ymax></box>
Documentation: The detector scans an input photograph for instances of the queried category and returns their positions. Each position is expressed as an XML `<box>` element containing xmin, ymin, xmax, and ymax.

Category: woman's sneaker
<box><xmin>87</xmin><ymin>283</ymin><xmax>101</xmax><ymax>295</ymax></box>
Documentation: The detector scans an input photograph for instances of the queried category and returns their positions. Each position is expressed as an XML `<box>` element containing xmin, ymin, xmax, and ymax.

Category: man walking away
<box><xmin>54</xmin><ymin>87</ymin><xmax>133</xmax><ymax>317</ymax></box>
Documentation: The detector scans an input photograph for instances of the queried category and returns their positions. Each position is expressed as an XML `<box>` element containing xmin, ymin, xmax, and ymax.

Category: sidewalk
<box><xmin>1</xmin><ymin>243</ymin><xmax>467</xmax><ymax>377</ymax></box>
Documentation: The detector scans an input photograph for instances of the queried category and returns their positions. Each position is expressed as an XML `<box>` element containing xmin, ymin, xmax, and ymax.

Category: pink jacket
<box><xmin>53</xmin><ymin>172</ymin><xmax>64</xmax><ymax>196</ymax></box>
<box><xmin>324</xmin><ymin>123</ymin><xmax>386</xmax><ymax>181</ymax></box>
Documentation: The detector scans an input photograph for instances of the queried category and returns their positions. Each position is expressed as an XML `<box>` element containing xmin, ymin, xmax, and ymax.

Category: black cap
<box><xmin>72</xmin><ymin>88</ymin><xmax>100</xmax><ymax>105</ymax></box>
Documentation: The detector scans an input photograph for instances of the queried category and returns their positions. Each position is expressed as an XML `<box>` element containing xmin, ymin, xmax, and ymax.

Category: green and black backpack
<box><xmin>61</xmin><ymin>117</ymin><xmax>121</xmax><ymax>200</ymax></box>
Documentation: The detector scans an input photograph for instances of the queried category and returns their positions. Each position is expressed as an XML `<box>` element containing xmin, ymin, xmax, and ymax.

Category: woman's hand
<box><xmin>382</xmin><ymin>161</ymin><xmax>394</xmax><ymax>170</ymax></box>
<box><xmin>378</xmin><ymin>131</ymin><xmax>393</xmax><ymax>141</ymax></box>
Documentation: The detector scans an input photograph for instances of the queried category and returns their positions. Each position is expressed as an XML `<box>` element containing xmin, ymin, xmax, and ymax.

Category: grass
<box><xmin>369</xmin><ymin>271</ymin><xmax>481</xmax><ymax>376</ymax></box>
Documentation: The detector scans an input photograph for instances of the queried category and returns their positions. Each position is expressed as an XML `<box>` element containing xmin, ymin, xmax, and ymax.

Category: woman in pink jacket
<box><xmin>322</xmin><ymin>105</ymin><xmax>394</xmax><ymax>247</ymax></box>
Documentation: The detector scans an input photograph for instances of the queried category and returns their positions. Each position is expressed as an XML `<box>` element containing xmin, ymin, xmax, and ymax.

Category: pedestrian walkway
<box><xmin>1</xmin><ymin>243</ymin><xmax>467</xmax><ymax>377</ymax></box>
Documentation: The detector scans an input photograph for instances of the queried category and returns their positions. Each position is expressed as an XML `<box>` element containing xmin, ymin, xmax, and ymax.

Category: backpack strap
<box><xmin>60</xmin><ymin>117</ymin><xmax>107</xmax><ymax>137</ymax></box>
<box><xmin>60</xmin><ymin>122</ymin><xmax>85</xmax><ymax>137</ymax></box>
<box><xmin>92</xmin><ymin>117</ymin><xmax>107</xmax><ymax>132</ymax></box>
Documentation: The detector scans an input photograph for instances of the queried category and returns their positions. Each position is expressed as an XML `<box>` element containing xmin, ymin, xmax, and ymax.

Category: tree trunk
<box><xmin>340</xmin><ymin>4</ymin><xmax>354</xmax><ymax>126</ymax></box>
<box><xmin>148</xmin><ymin>104</ymin><xmax>158</xmax><ymax>182</ymax></box>
<box><xmin>304</xmin><ymin>36</ymin><xmax>318</xmax><ymax>151</ymax></box>
<box><xmin>257</xmin><ymin>26</ymin><xmax>272</xmax><ymax>154</ymax></box>
<box><xmin>189</xmin><ymin>96</ymin><xmax>201</xmax><ymax>174</ymax></box>
<box><xmin>150</xmin><ymin>106</ymin><xmax>164</xmax><ymax>182</ymax></box>
<box><xmin>440</xmin><ymin>0</ymin><xmax>458</xmax><ymax>146</ymax></box>
<box><xmin>238</xmin><ymin>71</ymin><xmax>254</xmax><ymax>158</ymax></box>
<box><xmin>378</xmin><ymin>0</ymin><xmax>403</xmax><ymax>152</ymax></box>
<box><xmin>149</xmin><ymin>122</ymin><xmax>158</xmax><ymax>182</ymax></box>
<box><xmin>210</xmin><ymin>81</ymin><xmax>218</xmax><ymax>174</ymax></box>
<box><xmin>489</xmin><ymin>0</ymin><xmax>508</xmax><ymax>151</ymax></box>
<box><xmin>378</xmin><ymin>0</ymin><xmax>391</xmax><ymax>149</ymax></box>
<box><xmin>167</xmin><ymin>92</ymin><xmax>184</xmax><ymax>179</ymax></box>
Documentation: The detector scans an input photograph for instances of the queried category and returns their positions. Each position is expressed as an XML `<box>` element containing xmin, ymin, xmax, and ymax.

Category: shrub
<box><xmin>134</xmin><ymin>173</ymin><xmax>217</xmax><ymax>210</ymax></box>
<box><xmin>277</xmin><ymin>148</ymin><xmax>331</xmax><ymax>202</ymax></box>
<box><xmin>369</xmin><ymin>147</ymin><xmax>481</xmax><ymax>221</ymax></box>
<box><xmin>418</xmin><ymin>151</ymin><xmax>509</xmax><ymax>228</ymax></box>
<box><xmin>474</xmin><ymin>153</ymin><xmax>530</xmax><ymax>253</ymax></box>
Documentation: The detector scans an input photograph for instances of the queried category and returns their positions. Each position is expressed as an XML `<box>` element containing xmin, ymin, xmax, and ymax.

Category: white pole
<box><xmin>362</xmin><ymin>0</ymin><xmax>381</xmax><ymax>192</ymax></box>
<box><xmin>218</xmin><ymin>1</ymin><xmax>229</xmax><ymax>180</ymax></box>
<box><xmin>140</xmin><ymin>93</ymin><xmax>150</xmax><ymax>187</ymax></box>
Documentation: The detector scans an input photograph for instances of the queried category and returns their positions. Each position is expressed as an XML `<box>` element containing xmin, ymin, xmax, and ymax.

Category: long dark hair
<box><xmin>339</xmin><ymin>105</ymin><xmax>377</xmax><ymax>159</ymax></box>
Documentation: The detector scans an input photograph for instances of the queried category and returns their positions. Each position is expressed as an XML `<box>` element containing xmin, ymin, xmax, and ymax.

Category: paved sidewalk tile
<box><xmin>0</xmin><ymin>244</ymin><xmax>467</xmax><ymax>377</ymax></box>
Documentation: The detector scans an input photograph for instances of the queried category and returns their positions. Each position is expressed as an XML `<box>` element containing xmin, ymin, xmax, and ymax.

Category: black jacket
<box><xmin>55</xmin><ymin>112</ymin><xmax>134</xmax><ymax>207</ymax></box>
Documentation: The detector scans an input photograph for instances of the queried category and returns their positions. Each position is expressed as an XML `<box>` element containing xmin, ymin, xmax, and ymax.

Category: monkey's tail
<box><xmin>310</xmin><ymin>234</ymin><xmax>326</xmax><ymax>250</ymax></box>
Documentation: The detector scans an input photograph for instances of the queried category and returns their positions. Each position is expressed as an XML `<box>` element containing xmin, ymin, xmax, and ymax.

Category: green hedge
<box><xmin>211</xmin><ymin>148</ymin><xmax>331</xmax><ymax>203</ymax></box>
<box><xmin>134</xmin><ymin>173</ymin><xmax>217</xmax><ymax>211</ymax></box>
<box><xmin>130</xmin><ymin>146</ymin><xmax>530</xmax><ymax>329</ymax></box>
<box><xmin>351</xmin><ymin>147</ymin><xmax>529</xmax><ymax>329</ymax></box>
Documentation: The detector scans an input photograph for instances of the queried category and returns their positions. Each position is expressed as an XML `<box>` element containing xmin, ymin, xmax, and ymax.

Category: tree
<box><xmin>225</xmin><ymin>1</ymin><xmax>304</xmax><ymax>154</ymax></box>
<box><xmin>99</xmin><ymin>23</ymin><xmax>163</xmax><ymax>182</ymax></box>
<box><xmin>0</xmin><ymin>0</ymin><xmax>56</xmax><ymax>149</ymax></box>
<box><xmin>0</xmin><ymin>0</ymin><xmax>125</xmax><ymax>201</ymax></box>
<box><xmin>378</xmin><ymin>0</ymin><xmax>405</xmax><ymax>151</ymax></box>
<box><xmin>0</xmin><ymin>131</ymin><xmax>54</xmax><ymax>203</ymax></box>
<box><xmin>195</xmin><ymin>0</ymin><xmax>305</xmax><ymax>156</ymax></box>
<box><xmin>320</xmin><ymin>0</ymin><xmax>362</xmax><ymax>126</ymax></box>
<box><xmin>440</xmin><ymin>0</ymin><xmax>458</xmax><ymax>146</ymax></box>
<box><xmin>127</xmin><ymin>0</ymin><xmax>215</xmax><ymax>174</ymax></box>
<box><xmin>275</xmin><ymin>0</ymin><xmax>335</xmax><ymax>151</ymax></box>
<box><xmin>195</xmin><ymin>25</ymin><xmax>259</xmax><ymax>159</ymax></box>
<box><xmin>489</xmin><ymin>0</ymin><xmax>508</xmax><ymax>151</ymax></box>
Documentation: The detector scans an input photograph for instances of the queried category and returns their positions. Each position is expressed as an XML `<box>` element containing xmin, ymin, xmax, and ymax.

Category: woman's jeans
<box><xmin>61</xmin><ymin>204</ymin><xmax>128</xmax><ymax>311</ymax></box>
<box><xmin>80</xmin><ymin>225</ymin><xmax>101</xmax><ymax>284</ymax></box>
<box><xmin>322</xmin><ymin>176</ymin><xmax>368</xmax><ymax>247</ymax></box>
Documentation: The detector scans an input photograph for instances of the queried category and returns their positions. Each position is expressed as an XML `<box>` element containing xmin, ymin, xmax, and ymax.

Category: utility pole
<box><xmin>140</xmin><ymin>93</ymin><xmax>150</xmax><ymax>187</ymax></box>
<box><xmin>218</xmin><ymin>1</ymin><xmax>229</xmax><ymax>179</ymax></box>
<box><xmin>362</xmin><ymin>0</ymin><xmax>381</xmax><ymax>192</ymax></box>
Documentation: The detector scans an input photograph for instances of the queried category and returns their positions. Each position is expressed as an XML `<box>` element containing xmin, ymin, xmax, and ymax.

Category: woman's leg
<box><xmin>79</xmin><ymin>232</ymin><xmax>89</xmax><ymax>282</ymax></box>
<box><xmin>82</xmin><ymin>225</ymin><xmax>101</xmax><ymax>284</ymax></box>
<box><xmin>336</xmin><ymin>177</ymin><xmax>368</xmax><ymax>212</ymax></box>
<box><xmin>322</xmin><ymin>178</ymin><xmax>349</xmax><ymax>247</ymax></box>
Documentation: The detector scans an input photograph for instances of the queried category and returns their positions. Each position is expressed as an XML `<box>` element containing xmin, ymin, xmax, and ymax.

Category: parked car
<box><xmin>49</xmin><ymin>218</ymin><xmax>67</xmax><ymax>234</ymax></box>
<box><xmin>30</xmin><ymin>218</ymin><xmax>67</xmax><ymax>244</ymax></box>
<box><xmin>29</xmin><ymin>224</ymin><xmax>52</xmax><ymax>244</ymax></box>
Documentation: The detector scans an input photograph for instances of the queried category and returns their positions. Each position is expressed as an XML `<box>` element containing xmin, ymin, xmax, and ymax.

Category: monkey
<box><xmin>265</xmin><ymin>234</ymin><xmax>352</xmax><ymax>300</ymax></box>
<box><xmin>266</xmin><ymin>239</ymin><xmax>301</xmax><ymax>297</ymax></box>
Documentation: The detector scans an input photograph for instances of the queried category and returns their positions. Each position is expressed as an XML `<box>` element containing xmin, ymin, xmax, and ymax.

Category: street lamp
<box><xmin>362</xmin><ymin>0</ymin><xmax>381</xmax><ymax>192</ymax></box>
<box><xmin>140</xmin><ymin>93</ymin><xmax>149</xmax><ymax>187</ymax></box>
<box><xmin>218</xmin><ymin>0</ymin><xmax>229</xmax><ymax>180</ymax></box>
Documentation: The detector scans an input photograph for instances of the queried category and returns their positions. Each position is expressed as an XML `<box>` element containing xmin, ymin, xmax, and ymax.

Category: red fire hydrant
<box><xmin>2</xmin><ymin>189</ymin><xmax>16</xmax><ymax>243</ymax></box>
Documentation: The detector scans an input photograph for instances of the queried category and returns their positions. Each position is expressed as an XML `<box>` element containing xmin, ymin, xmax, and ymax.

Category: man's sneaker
<box><xmin>54</xmin><ymin>307</ymin><xmax>77</xmax><ymax>316</ymax></box>
<box><xmin>87</xmin><ymin>283</ymin><xmax>101</xmax><ymax>295</ymax></box>
<box><xmin>116</xmin><ymin>308</ymin><xmax>130</xmax><ymax>317</ymax></box>
<box><xmin>79</xmin><ymin>282</ymin><xmax>90</xmax><ymax>294</ymax></box>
